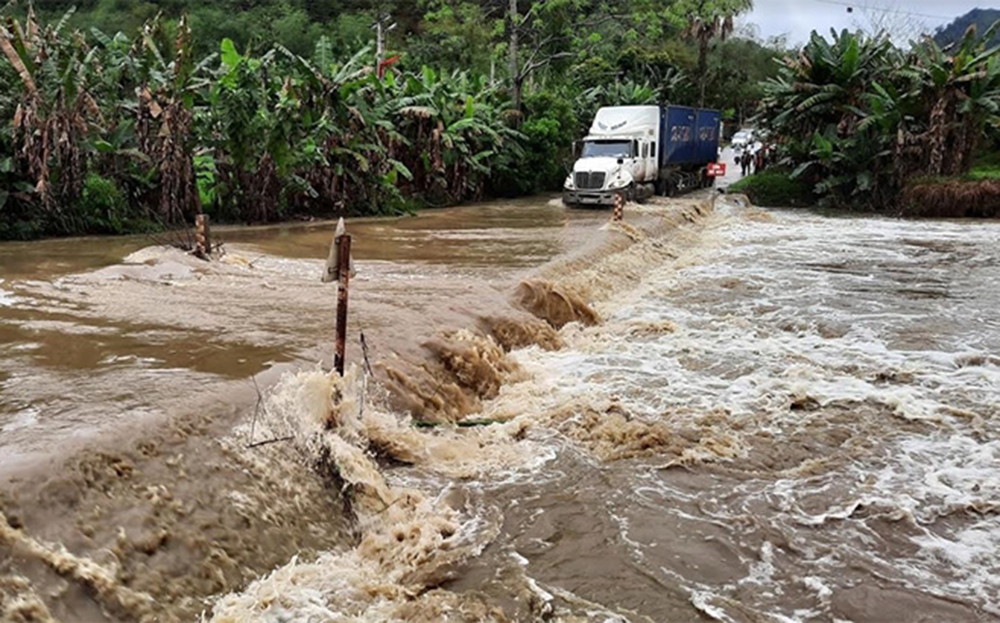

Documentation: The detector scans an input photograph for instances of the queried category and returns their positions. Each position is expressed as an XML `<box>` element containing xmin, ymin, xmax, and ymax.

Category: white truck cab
<box><xmin>563</xmin><ymin>106</ymin><xmax>659</xmax><ymax>206</ymax></box>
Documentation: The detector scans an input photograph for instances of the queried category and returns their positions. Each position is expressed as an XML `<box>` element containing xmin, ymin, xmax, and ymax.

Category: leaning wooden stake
<box><xmin>334</xmin><ymin>228</ymin><xmax>352</xmax><ymax>376</ymax></box>
<box><xmin>194</xmin><ymin>213</ymin><xmax>211</xmax><ymax>258</ymax></box>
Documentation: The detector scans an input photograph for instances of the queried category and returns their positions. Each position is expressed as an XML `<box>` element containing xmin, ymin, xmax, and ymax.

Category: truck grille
<box><xmin>575</xmin><ymin>172</ymin><xmax>606</xmax><ymax>190</ymax></box>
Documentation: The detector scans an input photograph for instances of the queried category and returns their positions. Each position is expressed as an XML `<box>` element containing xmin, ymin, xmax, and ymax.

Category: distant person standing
<box><xmin>740</xmin><ymin>150</ymin><xmax>752</xmax><ymax>176</ymax></box>
<box><xmin>755</xmin><ymin>145</ymin><xmax>767</xmax><ymax>173</ymax></box>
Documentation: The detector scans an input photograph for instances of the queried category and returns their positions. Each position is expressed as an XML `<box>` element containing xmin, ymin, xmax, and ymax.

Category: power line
<box><xmin>814</xmin><ymin>0</ymin><xmax>954</xmax><ymax>22</ymax></box>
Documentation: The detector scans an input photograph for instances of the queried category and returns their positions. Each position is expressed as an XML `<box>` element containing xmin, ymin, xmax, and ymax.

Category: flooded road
<box><xmin>1</xmin><ymin>194</ymin><xmax>999</xmax><ymax>622</ymax></box>
<box><xmin>0</xmin><ymin>197</ymin><xmax>602</xmax><ymax>474</ymax></box>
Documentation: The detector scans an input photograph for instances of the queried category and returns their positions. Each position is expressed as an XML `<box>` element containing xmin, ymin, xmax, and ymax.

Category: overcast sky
<box><xmin>741</xmin><ymin>0</ymin><xmax>987</xmax><ymax>46</ymax></box>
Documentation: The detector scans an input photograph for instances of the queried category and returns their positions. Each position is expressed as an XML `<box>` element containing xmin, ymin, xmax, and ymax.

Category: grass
<box><xmin>911</xmin><ymin>152</ymin><xmax>1000</xmax><ymax>184</ymax></box>
<box><xmin>965</xmin><ymin>155</ymin><xmax>1000</xmax><ymax>181</ymax></box>
<box><xmin>727</xmin><ymin>170</ymin><xmax>816</xmax><ymax>207</ymax></box>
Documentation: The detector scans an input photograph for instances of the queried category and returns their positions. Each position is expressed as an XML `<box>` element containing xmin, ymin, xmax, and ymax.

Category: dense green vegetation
<box><xmin>0</xmin><ymin>0</ymin><xmax>784</xmax><ymax>239</ymax></box>
<box><xmin>758</xmin><ymin>24</ymin><xmax>1000</xmax><ymax>214</ymax></box>
<box><xmin>12</xmin><ymin>1</ymin><xmax>995</xmax><ymax>238</ymax></box>
<box><xmin>728</xmin><ymin>170</ymin><xmax>815</xmax><ymax>207</ymax></box>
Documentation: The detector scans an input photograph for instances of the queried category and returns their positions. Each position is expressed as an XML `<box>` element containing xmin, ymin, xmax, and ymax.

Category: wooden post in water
<box><xmin>194</xmin><ymin>213</ymin><xmax>211</xmax><ymax>258</ymax></box>
<box><xmin>334</xmin><ymin>229</ymin><xmax>352</xmax><ymax>376</ymax></box>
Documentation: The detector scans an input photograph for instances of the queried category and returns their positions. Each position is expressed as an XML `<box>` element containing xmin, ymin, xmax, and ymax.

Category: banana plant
<box><xmin>904</xmin><ymin>23</ymin><xmax>1000</xmax><ymax>175</ymax></box>
<box><xmin>760</xmin><ymin>25</ymin><xmax>1000</xmax><ymax>208</ymax></box>
<box><xmin>0</xmin><ymin>7</ymin><xmax>106</xmax><ymax>230</ymax></box>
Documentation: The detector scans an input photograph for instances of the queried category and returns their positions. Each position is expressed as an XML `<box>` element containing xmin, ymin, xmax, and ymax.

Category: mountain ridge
<box><xmin>934</xmin><ymin>8</ymin><xmax>1000</xmax><ymax>46</ymax></box>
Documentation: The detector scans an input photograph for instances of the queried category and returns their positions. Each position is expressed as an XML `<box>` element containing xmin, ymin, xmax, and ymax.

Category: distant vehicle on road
<box><xmin>731</xmin><ymin>129</ymin><xmax>756</xmax><ymax>150</ymax></box>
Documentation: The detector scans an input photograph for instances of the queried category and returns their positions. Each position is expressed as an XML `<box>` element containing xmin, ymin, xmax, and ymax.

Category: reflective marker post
<box><xmin>612</xmin><ymin>192</ymin><xmax>625</xmax><ymax>222</ymax></box>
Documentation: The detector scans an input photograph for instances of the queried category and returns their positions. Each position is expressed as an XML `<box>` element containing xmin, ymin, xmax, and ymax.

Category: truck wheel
<box><xmin>636</xmin><ymin>183</ymin><xmax>653</xmax><ymax>203</ymax></box>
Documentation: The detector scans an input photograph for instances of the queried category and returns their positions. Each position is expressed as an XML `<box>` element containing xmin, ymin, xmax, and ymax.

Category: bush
<box><xmin>79</xmin><ymin>174</ymin><xmax>130</xmax><ymax>234</ymax></box>
<box><xmin>728</xmin><ymin>170</ymin><xmax>815</xmax><ymax>207</ymax></box>
<box><xmin>491</xmin><ymin>90</ymin><xmax>578</xmax><ymax>196</ymax></box>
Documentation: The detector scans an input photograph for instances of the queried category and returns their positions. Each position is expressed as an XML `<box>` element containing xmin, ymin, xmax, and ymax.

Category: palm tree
<box><xmin>759</xmin><ymin>30</ymin><xmax>899</xmax><ymax>204</ymax></box>
<box><xmin>905</xmin><ymin>23</ymin><xmax>1000</xmax><ymax>176</ymax></box>
<box><xmin>762</xmin><ymin>29</ymin><xmax>896</xmax><ymax>139</ymax></box>
<box><xmin>0</xmin><ymin>8</ymin><xmax>104</xmax><ymax>226</ymax></box>
<box><xmin>680</xmin><ymin>0</ymin><xmax>754</xmax><ymax>106</ymax></box>
<box><xmin>759</xmin><ymin>25</ymin><xmax>1000</xmax><ymax>208</ymax></box>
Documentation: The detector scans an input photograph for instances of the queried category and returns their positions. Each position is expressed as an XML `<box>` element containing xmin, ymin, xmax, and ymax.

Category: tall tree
<box><xmin>674</xmin><ymin>0</ymin><xmax>753</xmax><ymax>106</ymax></box>
<box><xmin>505</xmin><ymin>0</ymin><xmax>592</xmax><ymax>112</ymax></box>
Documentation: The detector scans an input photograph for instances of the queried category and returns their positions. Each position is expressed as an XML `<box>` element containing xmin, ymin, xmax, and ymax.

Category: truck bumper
<box><xmin>562</xmin><ymin>190</ymin><xmax>620</xmax><ymax>207</ymax></box>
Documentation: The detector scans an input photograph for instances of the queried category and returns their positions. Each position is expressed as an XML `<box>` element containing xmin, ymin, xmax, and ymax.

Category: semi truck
<box><xmin>562</xmin><ymin>105</ymin><xmax>721</xmax><ymax>207</ymax></box>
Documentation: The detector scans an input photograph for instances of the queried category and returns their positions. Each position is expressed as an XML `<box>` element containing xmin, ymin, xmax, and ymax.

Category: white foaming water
<box><xmin>211</xmin><ymin>358</ymin><xmax>570</xmax><ymax>620</ymax></box>
<box><xmin>0</xmin><ymin>279</ymin><xmax>20</xmax><ymax>307</ymax></box>
<box><xmin>508</xmin><ymin>207</ymin><xmax>1000</xmax><ymax>620</ymax></box>
<box><xmin>208</xmin><ymin>202</ymin><xmax>1000</xmax><ymax>621</ymax></box>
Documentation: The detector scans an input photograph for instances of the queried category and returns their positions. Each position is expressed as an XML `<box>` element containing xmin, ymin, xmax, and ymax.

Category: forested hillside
<box><xmin>26</xmin><ymin>0</ymin><xmax>396</xmax><ymax>56</ymax></box>
<box><xmin>934</xmin><ymin>8</ymin><xmax>1000</xmax><ymax>46</ymax></box>
<box><xmin>12</xmin><ymin>0</ymin><xmax>784</xmax><ymax>117</ymax></box>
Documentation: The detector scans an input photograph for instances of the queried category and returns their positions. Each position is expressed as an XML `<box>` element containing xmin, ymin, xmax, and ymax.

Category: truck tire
<box><xmin>638</xmin><ymin>183</ymin><xmax>654</xmax><ymax>203</ymax></box>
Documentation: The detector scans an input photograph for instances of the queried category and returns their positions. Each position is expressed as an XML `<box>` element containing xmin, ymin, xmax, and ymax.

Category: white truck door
<box><xmin>632</xmin><ymin>139</ymin><xmax>643</xmax><ymax>181</ymax></box>
<box><xmin>646</xmin><ymin>141</ymin><xmax>657</xmax><ymax>182</ymax></box>
<box><xmin>645</xmin><ymin>141</ymin><xmax>656</xmax><ymax>180</ymax></box>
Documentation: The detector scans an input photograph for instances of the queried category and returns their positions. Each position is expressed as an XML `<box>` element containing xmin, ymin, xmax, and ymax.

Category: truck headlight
<box><xmin>608</xmin><ymin>176</ymin><xmax>629</xmax><ymax>189</ymax></box>
<box><xmin>564</xmin><ymin>175</ymin><xmax>575</xmax><ymax>189</ymax></box>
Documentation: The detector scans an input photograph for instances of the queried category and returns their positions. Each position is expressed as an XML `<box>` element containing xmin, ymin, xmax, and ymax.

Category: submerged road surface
<box><xmin>1</xmin><ymin>195</ymin><xmax>999</xmax><ymax>622</ymax></box>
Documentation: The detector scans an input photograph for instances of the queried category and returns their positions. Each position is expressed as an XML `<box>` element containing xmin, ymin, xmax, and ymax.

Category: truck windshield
<box><xmin>581</xmin><ymin>141</ymin><xmax>633</xmax><ymax>158</ymax></box>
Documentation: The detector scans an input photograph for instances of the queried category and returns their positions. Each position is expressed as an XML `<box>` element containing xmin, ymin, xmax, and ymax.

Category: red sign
<box><xmin>707</xmin><ymin>163</ymin><xmax>727</xmax><ymax>177</ymax></box>
<box><xmin>377</xmin><ymin>56</ymin><xmax>400</xmax><ymax>79</ymax></box>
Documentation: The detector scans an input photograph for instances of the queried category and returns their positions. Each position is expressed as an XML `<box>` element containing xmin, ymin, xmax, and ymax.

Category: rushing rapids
<box><xmin>1</xmin><ymin>194</ymin><xmax>999</xmax><ymax>621</ymax></box>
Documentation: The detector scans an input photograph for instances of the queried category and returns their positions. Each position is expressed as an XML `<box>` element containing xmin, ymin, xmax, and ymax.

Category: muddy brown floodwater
<box><xmin>1</xmin><ymin>192</ymin><xmax>999</xmax><ymax>623</ymax></box>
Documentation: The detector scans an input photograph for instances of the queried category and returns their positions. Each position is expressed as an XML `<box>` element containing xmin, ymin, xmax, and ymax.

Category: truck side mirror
<box><xmin>617</xmin><ymin>158</ymin><xmax>624</xmax><ymax>165</ymax></box>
